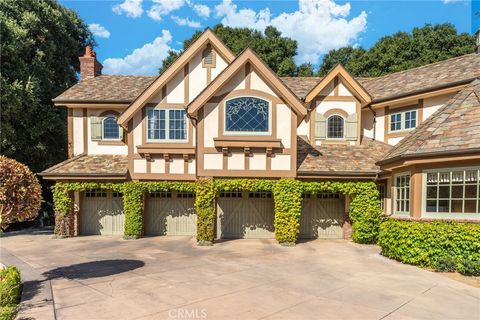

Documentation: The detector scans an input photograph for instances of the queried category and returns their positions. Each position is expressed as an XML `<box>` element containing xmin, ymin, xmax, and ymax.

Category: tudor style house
<box><xmin>41</xmin><ymin>29</ymin><xmax>480</xmax><ymax>238</ymax></box>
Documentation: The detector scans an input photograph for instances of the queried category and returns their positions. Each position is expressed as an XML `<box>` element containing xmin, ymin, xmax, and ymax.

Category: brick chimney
<box><xmin>79</xmin><ymin>46</ymin><xmax>103</xmax><ymax>79</ymax></box>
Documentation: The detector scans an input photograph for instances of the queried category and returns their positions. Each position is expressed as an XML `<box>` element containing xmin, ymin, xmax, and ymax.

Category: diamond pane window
<box><xmin>225</xmin><ymin>97</ymin><xmax>269</xmax><ymax>133</ymax></box>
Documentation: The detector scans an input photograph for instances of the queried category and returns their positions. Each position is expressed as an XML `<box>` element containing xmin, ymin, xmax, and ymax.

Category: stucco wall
<box><xmin>72</xmin><ymin>109</ymin><xmax>84</xmax><ymax>156</ymax></box>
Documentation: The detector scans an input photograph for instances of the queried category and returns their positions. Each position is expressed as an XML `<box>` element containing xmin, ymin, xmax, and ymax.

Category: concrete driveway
<box><xmin>1</xmin><ymin>231</ymin><xmax>479</xmax><ymax>320</ymax></box>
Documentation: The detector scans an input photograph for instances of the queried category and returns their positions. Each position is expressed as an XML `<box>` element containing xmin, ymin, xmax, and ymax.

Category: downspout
<box><xmin>186</xmin><ymin>112</ymin><xmax>198</xmax><ymax>179</ymax></box>
<box><xmin>368</xmin><ymin>105</ymin><xmax>376</xmax><ymax>140</ymax></box>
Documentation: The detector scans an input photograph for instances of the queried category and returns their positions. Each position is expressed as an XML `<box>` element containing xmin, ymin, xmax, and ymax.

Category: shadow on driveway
<box><xmin>42</xmin><ymin>259</ymin><xmax>145</xmax><ymax>280</ymax></box>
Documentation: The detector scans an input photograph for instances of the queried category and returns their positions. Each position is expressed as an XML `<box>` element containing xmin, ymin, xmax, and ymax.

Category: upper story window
<box><xmin>224</xmin><ymin>97</ymin><xmax>270</xmax><ymax>134</ymax></box>
<box><xmin>425</xmin><ymin>169</ymin><xmax>479</xmax><ymax>215</ymax></box>
<box><xmin>91</xmin><ymin>113</ymin><xmax>123</xmax><ymax>142</ymax></box>
<box><xmin>327</xmin><ymin>115</ymin><xmax>344</xmax><ymax>139</ymax></box>
<box><xmin>394</xmin><ymin>173</ymin><xmax>410</xmax><ymax>214</ymax></box>
<box><xmin>147</xmin><ymin>108</ymin><xmax>187</xmax><ymax>142</ymax></box>
<box><xmin>390</xmin><ymin>110</ymin><xmax>417</xmax><ymax>132</ymax></box>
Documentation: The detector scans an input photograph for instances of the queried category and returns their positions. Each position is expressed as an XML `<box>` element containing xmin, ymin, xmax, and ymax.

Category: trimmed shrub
<box><xmin>378</xmin><ymin>219</ymin><xmax>480</xmax><ymax>274</ymax></box>
<box><xmin>0</xmin><ymin>266</ymin><xmax>21</xmax><ymax>320</ymax></box>
<box><xmin>0</xmin><ymin>156</ymin><xmax>42</xmax><ymax>229</ymax></box>
<box><xmin>273</xmin><ymin>179</ymin><xmax>302</xmax><ymax>245</ymax></box>
<box><xmin>457</xmin><ymin>259</ymin><xmax>480</xmax><ymax>276</ymax></box>
<box><xmin>195</xmin><ymin>179</ymin><xmax>216</xmax><ymax>244</ymax></box>
<box><xmin>435</xmin><ymin>256</ymin><xmax>456</xmax><ymax>272</ymax></box>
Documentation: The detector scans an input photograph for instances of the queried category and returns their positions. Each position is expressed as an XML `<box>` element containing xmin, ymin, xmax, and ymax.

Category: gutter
<box><xmin>368</xmin><ymin>105</ymin><xmax>376</xmax><ymax>140</ymax></box>
<box><xmin>377</xmin><ymin>148</ymin><xmax>480</xmax><ymax>166</ymax></box>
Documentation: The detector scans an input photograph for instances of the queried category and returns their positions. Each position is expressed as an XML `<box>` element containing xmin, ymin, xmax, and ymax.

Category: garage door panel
<box><xmin>80</xmin><ymin>190</ymin><xmax>125</xmax><ymax>235</ymax></box>
<box><xmin>299</xmin><ymin>194</ymin><xmax>344</xmax><ymax>239</ymax></box>
<box><xmin>217</xmin><ymin>192</ymin><xmax>275</xmax><ymax>239</ymax></box>
<box><xmin>145</xmin><ymin>192</ymin><xmax>196</xmax><ymax>236</ymax></box>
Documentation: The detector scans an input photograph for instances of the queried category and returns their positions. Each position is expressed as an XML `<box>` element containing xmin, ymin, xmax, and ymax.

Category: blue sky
<box><xmin>60</xmin><ymin>0</ymin><xmax>476</xmax><ymax>75</ymax></box>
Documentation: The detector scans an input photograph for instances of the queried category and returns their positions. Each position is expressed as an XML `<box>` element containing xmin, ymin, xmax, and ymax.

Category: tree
<box><xmin>318</xmin><ymin>23</ymin><xmax>476</xmax><ymax>77</ymax></box>
<box><xmin>0</xmin><ymin>156</ymin><xmax>42</xmax><ymax>230</ymax></box>
<box><xmin>159</xmin><ymin>25</ymin><xmax>298</xmax><ymax>76</ymax></box>
<box><xmin>0</xmin><ymin>0</ymin><xmax>94</xmax><ymax>173</ymax></box>
<box><xmin>296</xmin><ymin>63</ymin><xmax>315</xmax><ymax>77</ymax></box>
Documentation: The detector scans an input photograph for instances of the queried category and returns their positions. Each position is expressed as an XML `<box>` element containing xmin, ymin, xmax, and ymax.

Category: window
<box><xmin>378</xmin><ymin>184</ymin><xmax>385</xmax><ymax>212</ymax></box>
<box><xmin>224</xmin><ymin>97</ymin><xmax>270</xmax><ymax>134</ymax></box>
<box><xmin>327</xmin><ymin>115</ymin><xmax>345</xmax><ymax>139</ymax></box>
<box><xmin>147</xmin><ymin>108</ymin><xmax>187</xmax><ymax>142</ymax></box>
<box><xmin>85</xmin><ymin>189</ymin><xmax>107</xmax><ymax>198</ymax></box>
<box><xmin>390</xmin><ymin>110</ymin><xmax>417</xmax><ymax>132</ymax></box>
<box><xmin>395</xmin><ymin>173</ymin><xmax>410</xmax><ymax>214</ymax></box>
<box><xmin>425</xmin><ymin>169</ymin><xmax>480</xmax><ymax>215</ymax></box>
<box><xmin>102</xmin><ymin>116</ymin><xmax>121</xmax><ymax>140</ymax></box>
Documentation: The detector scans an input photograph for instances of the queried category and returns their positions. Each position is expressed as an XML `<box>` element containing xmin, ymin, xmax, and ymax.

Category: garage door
<box><xmin>299</xmin><ymin>192</ymin><xmax>345</xmax><ymax>239</ymax></box>
<box><xmin>80</xmin><ymin>189</ymin><xmax>124</xmax><ymax>235</ymax></box>
<box><xmin>144</xmin><ymin>191</ymin><xmax>196</xmax><ymax>236</ymax></box>
<box><xmin>217</xmin><ymin>191</ymin><xmax>275</xmax><ymax>239</ymax></box>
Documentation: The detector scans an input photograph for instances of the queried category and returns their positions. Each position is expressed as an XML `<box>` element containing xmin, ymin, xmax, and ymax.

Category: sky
<box><xmin>59</xmin><ymin>0</ymin><xmax>477</xmax><ymax>76</ymax></box>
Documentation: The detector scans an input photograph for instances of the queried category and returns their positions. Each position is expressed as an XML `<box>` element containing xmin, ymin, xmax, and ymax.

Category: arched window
<box><xmin>224</xmin><ymin>97</ymin><xmax>270</xmax><ymax>134</ymax></box>
<box><xmin>327</xmin><ymin>115</ymin><xmax>344</xmax><ymax>139</ymax></box>
<box><xmin>102</xmin><ymin>115</ymin><xmax>120</xmax><ymax>140</ymax></box>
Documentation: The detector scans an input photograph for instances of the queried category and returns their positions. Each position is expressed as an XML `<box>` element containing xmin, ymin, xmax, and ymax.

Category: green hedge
<box><xmin>378</xmin><ymin>219</ymin><xmax>480</xmax><ymax>275</ymax></box>
<box><xmin>0</xmin><ymin>266</ymin><xmax>21</xmax><ymax>320</ymax></box>
<box><xmin>53</xmin><ymin>179</ymin><xmax>381</xmax><ymax>245</ymax></box>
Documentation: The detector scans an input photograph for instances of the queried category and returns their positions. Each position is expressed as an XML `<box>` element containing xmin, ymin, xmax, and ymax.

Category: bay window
<box><xmin>147</xmin><ymin>108</ymin><xmax>187</xmax><ymax>142</ymax></box>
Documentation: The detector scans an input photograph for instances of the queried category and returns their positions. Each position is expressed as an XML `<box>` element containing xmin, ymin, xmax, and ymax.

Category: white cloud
<box><xmin>113</xmin><ymin>0</ymin><xmax>144</xmax><ymax>18</ymax></box>
<box><xmin>148</xmin><ymin>0</ymin><xmax>186</xmax><ymax>21</ymax></box>
<box><xmin>88</xmin><ymin>24</ymin><xmax>111</xmax><ymax>38</ymax></box>
<box><xmin>214</xmin><ymin>0</ymin><xmax>367</xmax><ymax>64</ymax></box>
<box><xmin>193</xmin><ymin>4</ymin><xmax>210</xmax><ymax>18</ymax></box>
<box><xmin>171</xmin><ymin>15</ymin><xmax>202</xmax><ymax>28</ymax></box>
<box><xmin>103</xmin><ymin>30</ymin><xmax>173</xmax><ymax>75</ymax></box>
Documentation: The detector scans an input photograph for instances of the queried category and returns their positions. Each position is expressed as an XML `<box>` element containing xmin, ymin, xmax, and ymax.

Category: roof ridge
<box><xmin>362</xmin><ymin>53</ymin><xmax>476</xmax><ymax>82</ymax></box>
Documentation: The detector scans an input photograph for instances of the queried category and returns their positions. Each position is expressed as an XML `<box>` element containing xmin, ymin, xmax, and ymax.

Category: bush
<box><xmin>273</xmin><ymin>179</ymin><xmax>302</xmax><ymax>244</ymax></box>
<box><xmin>195</xmin><ymin>179</ymin><xmax>216</xmax><ymax>244</ymax></box>
<box><xmin>378</xmin><ymin>219</ymin><xmax>480</xmax><ymax>274</ymax></box>
<box><xmin>0</xmin><ymin>156</ymin><xmax>42</xmax><ymax>230</ymax></box>
<box><xmin>457</xmin><ymin>259</ymin><xmax>480</xmax><ymax>276</ymax></box>
<box><xmin>0</xmin><ymin>266</ymin><xmax>21</xmax><ymax>320</ymax></box>
<box><xmin>435</xmin><ymin>256</ymin><xmax>456</xmax><ymax>272</ymax></box>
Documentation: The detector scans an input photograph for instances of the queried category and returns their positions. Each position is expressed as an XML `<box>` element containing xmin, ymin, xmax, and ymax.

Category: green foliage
<box><xmin>457</xmin><ymin>259</ymin><xmax>480</xmax><ymax>276</ymax></box>
<box><xmin>378</xmin><ymin>220</ymin><xmax>480</xmax><ymax>274</ymax></box>
<box><xmin>272</xmin><ymin>179</ymin><xmax>303</xmax><ymax>244</ymax></box>
<box><xmin>0</xmin><ymin>266</ymin><xmax>21</xmax><ymax>320</ymax></box>
<box><xmin>0</xmin><ymin>156</ymin><xmax>42</xmax><ymax>229</ymax></box>
<box><xmin>296</xmin><ymin>63</ymin><xmax>315</xmax><ymax>77</ymax></box>
<box><xmin>435</xmin><ymin>256</ymin><xmax>456</xmax><ymax>272</ymax></box>
<box><xmin>0</xmin><ymin>0</ymin><xmax>94</xmax><ymax>172</ymax></box>
<box><xmin>318</xmin><ymin>23</ymin><xmax>476</xmax><ymax>77</ymax></box>
<box><xmin>160</xmin><ymin>25</ymin><xmax>298</xmax><ymax>76</ymax></box>
<box><xmin>52</xmin><ymin>180</ymin><xmax>381</xmax><ymax>245</ymax></box>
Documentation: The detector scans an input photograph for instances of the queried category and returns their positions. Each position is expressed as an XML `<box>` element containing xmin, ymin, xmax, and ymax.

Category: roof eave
<box><xmin>377</xmin><ymin>148</ymin><xmax>480</xmax><ymax>167</ymax></box>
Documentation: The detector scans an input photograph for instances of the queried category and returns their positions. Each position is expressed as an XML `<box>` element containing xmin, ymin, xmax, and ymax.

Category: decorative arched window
<box><xmin>102</xmin><ymin>115</ymin><xmax>121</xmax><ymax>140</ymax></box>
<box><xmin>327</xmin><ymin>115</ymin><xmax>344</xmax><ymax>139</ymax></box>
<box><xmin>224</xmin><ymin>97</ymin><xmax>270</xmax><ymax>134</ymax></box>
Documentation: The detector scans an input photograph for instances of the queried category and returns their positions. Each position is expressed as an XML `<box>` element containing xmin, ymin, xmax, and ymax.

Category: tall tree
<box><xmin>0</xmin><ymin>0</ymin><xmax>94</xmax><ymax>173</ymax></box>
<box><xmin>296</xmin><ymin>63</ymin><xmax>315</xmax><ymax>77</ymax></box>
<box><xmin>159</xmin><ymin>25</ymin><xmax>298</xmax><ymax>76</ymax></box>
<box><xmin>318</xmin><ymin>23</ymin><xmax>476</xmax><ymax>77</ymax></box>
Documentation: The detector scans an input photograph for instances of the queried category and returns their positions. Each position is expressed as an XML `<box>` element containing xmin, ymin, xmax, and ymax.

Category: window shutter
<box><xmin>314</xmin><ymin>114</ymin><xmax>326</xmax><ymax>140</ymax></box>
<box><xmin>119</xmin><ymin>126</ymin><xmax>124</xmax><ymax>140</ymax></box>
<box><xmin>345</xmin><ymin>113</ymin><xmax>358</xmax><ymax>141</ymax></box>
<box><xmin>90</xmin><ymin>116</ymin><xmax>102</xmax><ymax>141</ymax></box>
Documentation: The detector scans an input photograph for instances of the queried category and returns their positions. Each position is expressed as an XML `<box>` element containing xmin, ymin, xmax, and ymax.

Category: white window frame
<box><xmin>326</xmin><ymin>114</ymin><xmax>345</xmax><ymax>140</ymax></box>
<box><xmin>223</xmin><ymin>96</ymin><xmax>272</xmax><ymax>136</ymax></box>
<box><xmin>389</xmin><ymin>109</ymin><xmax>417</xmax><ymax>133</ymax></box>
<box><xmin>101</xmin><ymin>115</ymin><xmax>122</xmax><ymax>141</ymax></box>
<box><xmin>422</xmin><ymin>166</ymin><xmax>480</xmax><ymax>220</ymax></box>
<box><xmin>378</xmin><ymin>183</ymin><xmax>386</xmax><ymax>212</ymax></box>
<box><xmin>394</xmin><ymin>172</ymin><xmax>411</xmax><ymax>215</ymax></box>
<box><xmin>146</xmin><ymin>107</ymin><xmax>188</xmax><ymax>143</ymax></box>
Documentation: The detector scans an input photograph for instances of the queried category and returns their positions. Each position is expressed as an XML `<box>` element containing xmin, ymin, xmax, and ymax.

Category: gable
<box><xmin>117</xmin><ymin>29</ymin><xmax>235</xmax><ymax>127</ymax></box>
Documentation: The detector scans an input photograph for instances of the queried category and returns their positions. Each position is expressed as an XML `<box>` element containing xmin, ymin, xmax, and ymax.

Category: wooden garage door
<box><xmin>144</xmin><ymin>191</ymin><xmax>196</xmax><ymax>236</ymax></box>
<box><xmin>299</xmin><ymin>192</ymin><xmax>345</xmax><ymax>239</ymax></box>
<box><xmin>217</xmin><ymin>191</ymin><xmax>275</xmax><ymax>239</ymax></box>
<box><xmin>80</xmin><ymin>189</ymin><xmax>124</xmax><ymax>235</ymax></box>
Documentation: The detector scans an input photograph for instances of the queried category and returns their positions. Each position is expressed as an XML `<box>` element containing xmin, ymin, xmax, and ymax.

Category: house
<box><xmin>40</xmin><ymin>29</ymin><xmax>480</xmax><ymax>238</ymax></box>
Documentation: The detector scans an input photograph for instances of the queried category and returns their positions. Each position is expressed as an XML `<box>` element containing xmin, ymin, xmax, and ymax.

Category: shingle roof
<box><xmin>380</xmin><ymin>79</ymin><xmax>480</xmax><ymax>164</ymax></box>
<box><xmin>54</xmin><ymin>54</ymin><xmax>479</xmax><ymax>104</ymax></box>
<box><xmin>40</xmin><ymin>154</ymin><xmax>128</xmax><ymax>178</ymax></box>
<box><xmin>53</xmin><ymin>75</ymin><xmax>156</xmax><ymax>103</ymax></box>
<box><xmin>297</xmin><ymin>136</ymin><xmax>392</xmax><ymax>176</ymax></box>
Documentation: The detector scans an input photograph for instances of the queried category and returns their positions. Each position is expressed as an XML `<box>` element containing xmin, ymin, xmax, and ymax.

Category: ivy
<box><xmin>52</xmin><ymin>179</ymin><xmax>381</xmax><ymax>245</ymax></box>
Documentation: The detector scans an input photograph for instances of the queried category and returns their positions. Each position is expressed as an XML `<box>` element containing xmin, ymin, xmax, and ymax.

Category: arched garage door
<box><xmin>299</xmin><ymin>192</ymin><xmax>345</xmax><ymax>239</ymax></box>
<box><xmin>217</xmin><ymin>191</ymin><xmax>275</xmax><ymax>239</ymax></box>
<box><xmin>80</xmin><ymin>189</ymin><xmax>124</xmax><ymax>235</ymax></box>
<box><xmin>144</xmin><ymin>191</ymin><xmax>196</xmax><ymax>236</ymax></box>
